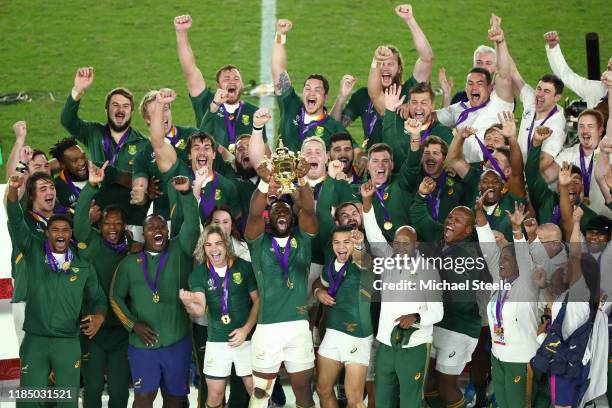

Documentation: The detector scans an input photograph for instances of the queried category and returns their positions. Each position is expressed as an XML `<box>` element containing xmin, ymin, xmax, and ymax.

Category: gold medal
<box><xmin>153</xmin><ymin>292</ymin><xmax>160</xmax><ymax>303</ymax></box>
<box><xmin>221</xmin><ymin>314</ymin><xmax>231</xmax><ymax>325</ymax></box>
<box><xmin>384</xmin><ymin>221</ymin><xmax>393</xmax><ymax>230</ymax></box>
<box><xmin>69</xmin><ymin>275</ymin><xmax>78</xmax><ymax>282</ymax></box>
<box><xmin>362</xmin><ymin>139</ymin><xmax>369</xmax><ymax>149</ymax></box>
<box><xmin>62</xmin><ymin>261</ymin><xmax>71</xmax><ymax>270</ymax></box>
<box><xmin>287</xmin><ymin>279</ymin><xmax>294</xmax><ymax>289</ymax></box>
<box><xmin>228</xmin><ymin>144</ymin><xmax>236</xmax><ymax>154</ymax></box>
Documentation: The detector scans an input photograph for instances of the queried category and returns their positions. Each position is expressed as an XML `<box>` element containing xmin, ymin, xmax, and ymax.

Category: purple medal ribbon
<box><xmin>222</xmin><ymin>102</ymin><xmax>244</xmax><ymax>145</ymax></box>
<box><xmin>454</xmin><ymin>99</ymin><xmax>490</xmax><ymax>128</ymax></box>
<box><xmin>579</xmin><ymin>146</ymin><xmax>595</xmax><ymax>201</ymax></box>
<box><xmin>374</xmin><ymin>182</ymin><xmax>391</xmax><ymax>225</ymax></box>
<box><xmin>350</xmin><ymin>169</ymin><xmax>360</xmax><ymax>185</ymax></box>
<box><xmin>314</xmin><ymin>181</ymin><xmax>324</xmax><ymax>201</ymax></box>
<box><xmin>200</xmin><ymin>174</ymin><xmax>219</xmax><ymax>220</ymax></box>
<box><xmin>139</xmin><ymin>249</ymin><xmax>168</xmax><ymax>297</ymax></box>
<box><xmin>420</xmin><ymin>121</ymin><xmax>434</xmax><ymax>144</ymax></box>
<box><xmin>62</xmin><ymin>171</ymin><xmax>82</xmax><ymax>197</ymax></box>
<box><xmin>299</xmin><ymin>108</ymin><xmax>327</xmax><ymax>141</ymax></box>
<box><xmin>427</xmin><ymin>172</ymin><xmax>447</xmax><ymax>221</ymax></box>
<box><xmin>364</xmin><ymin>101</ymin><xmax>378</xmax><ymax>136</ymax></box>
<box><xmin>103</xmin><ymin>129</ymin><xmax>130</xmax><ymax>165</ymax></box>
<box><xmin>551</xmin><ymin>205</ymin><xmax>561</xmax><ymax>224</ymax></box>
<box><xmin>495</xmin><ymin>276</ymin><xmax>517</xmax><ymax>330</ymax></box>
<box><xmin>208</xmin><ymin>259</ymin><xmax>230</xmax><ymax>318</ymax></box>
<box><xmin>270</xmin><ymin>235</ymin><xmax>292</xmax><ymax>286</ymax></box>
<box><xmin>165</xmin><ymin>126</ymin><xmax>179</xmax><ymax>145</ymax></box>
<box><xmin>485</xmin><ymin>203</ymin><xmax>500</xmax><ymax>225</ymax></box>
<box><xmin>105</xmin><ymin>238</ymin><xmax>128</xmax><ymax>254</ymax></box>
<box><xmin>474</xmin><ymin>137</ymin><xmax>508</xmax><ymax>182</ymax></box>
<box><xmin>44</xmin><ymin>240</ymin><xmax>73</xmax><ymax>274</ymax></box>
<box><xmin>526</xmin><ymin>106</ymin><xmax>558</xmax><ymax>149</ymax></box>
<box><xmin>326</xmin><ymin>258</ymin><xmax>349</xmax><ymax>297</ymax></box>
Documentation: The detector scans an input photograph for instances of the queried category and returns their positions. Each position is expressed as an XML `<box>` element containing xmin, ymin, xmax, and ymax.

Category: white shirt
<box><xmin>363</xmin><ymin>207</ymin><xmax>444</xmax><ymax>347</ymax></box>
<box><xmin>555</xmin><ymin>144</ymin><xmax>611</xmax><ymax>217</ymax></box>
<box><xmin>546</xmin><ymin>45</ymin><xmax>607</xmax><ymax>108</ymax></box>
<box><xmin>232</xmin><ymin>236</ymin><xmax>251</xmax><ymax>262</ymax></box>
<box><xmin>74</xmin><ymin>180</ymin><xmax>87</xmax><ymax>190</ymax></box>
<box><xmin>517</xmin><ymin>84</ymin><xmax>567</xmax><ymax>163</ymax></box>
<box><xmin>52</xmin><ymin>252</ymin><xmax>67</xmax><ymax>265</ymax></box>
<box><xmin>223</xmin><ymin>102</ymin><xmax>240</xmax><ymax>114</ymax></box>
<box><xmin>477</xmin><ymin>224</ymin><xmax>540</xmax><ymax>362</ymax></box>
<box><xmin>436</xmin><ymin>91</ymin><xmax>514</xmax><ymax>163</ymax></box>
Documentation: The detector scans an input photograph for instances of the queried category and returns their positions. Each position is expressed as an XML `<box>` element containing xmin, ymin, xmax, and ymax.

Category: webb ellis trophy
<box><xmin>268</xmin><ymin>139</ymin><xmax>300</xmax><ymax>194</ymax></box>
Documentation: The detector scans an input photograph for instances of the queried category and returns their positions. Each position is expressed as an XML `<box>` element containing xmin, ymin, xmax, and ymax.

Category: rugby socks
<box><xmin>424</xmin><ymin>390</ymin><xmax>445</xmax><ymax>408</ymax></box>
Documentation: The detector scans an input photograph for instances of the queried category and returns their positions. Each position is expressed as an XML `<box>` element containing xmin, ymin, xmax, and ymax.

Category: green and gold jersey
<box><xmin>247</xmin><ymin>228</ymin><xmax>313</xmax><ymax>324</ymax></box>
<box><xmin>110</xmin><ymin>191</ymin><xmax>200</xmax><ymax>348</ymax></box>
<box><xmin>162</xmin><ymin>160</ymin><xmax>241</xmax><ymax>236</ymax></box>
<box><xmin>321</xmin><ymin>260</ymin><xmax>373</xmax><ymax>338</ymax></box>
<box><xmin>60</xmin><ymin>95</ymin><xmax>149</xmax><ymax>225</ymax></box>
<box><xmin>190</xmin><ymin>89</ymin><xmax>265</xmax><ymax>147</ymax></box>
<box><xmin>277</xmin><ymin>86</ymin><xmax>351</xmax><ymax>153</ymax></box>
<box><xmin>132</xmin><ymin>125</ymin><xmax>197</xmax><ymax>219</ymax></box>
<box><xmin>381</xmin><ymin>109</ymin><xmax>453</xmax><ymax>165</ymax></box>
<box><xmin>7</xmin><ymin>200</ymin><xmax>107</xmax><ymax>338</ymax></box>
<box><xmin>189</xmin><ymin>257</ymin><xmax>257</xmax><ymax>342</ymax></box>
<box><xmin>73</xmin><ymin>183</ymin><xmax>132</xmax><ymax>329</ymax></box>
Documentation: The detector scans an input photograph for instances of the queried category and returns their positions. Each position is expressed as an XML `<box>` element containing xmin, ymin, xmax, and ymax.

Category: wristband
<box><xmin>71</xmin><ymin>88</ymin><xmax>83</xmax><ymax>100</ymax></box>
<box><xmin>496</xmin><ymin>39</ymin><xmax>505</xmax><ymax>44</ymax></box>
<box><xmin>258</xmin><ymin>180</ymin><xmax>269</xmax><ymax>194</ymax></box>
<box><xmin>512</xmin><ymin>230</ymin><xmax>521</xmax><ymax>234</ymax></box>
<box><xmin>212</xmin><ymin>100</ymin><xmax>222</xmax><ymax>107</ymax></box>
<box><xmin>275</xmin><ymin>32</ymin><xmax>286</xmax><ymax>45</ymax></box>
<box><xmin>313</xmin><ymin>287</ymin><xmax>321</xmax><ymax>297</ymax></box>
<box><xmin>354</xmin><ymin>244</ymin><xmax>364</xmax><ymax>251</ymax></box>
<box><xmin>253</xmin><ymin>124</ymin><xmax>264</xmax><ymax>131</ymax></box>
<box><xmin>371</xmin><ymin>58</ymin><xmax>382</xmax><ymax>69</ymax></box>
<box><xmin>15</xmin><ymin>166</ymin><xmax>26</xmax><ymax>174</ymax></box>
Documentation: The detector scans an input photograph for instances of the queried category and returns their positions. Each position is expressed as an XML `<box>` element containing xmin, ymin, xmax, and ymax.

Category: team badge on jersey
<box><xmin>215</xmin><ymin>190</ymin><xmax>222</xmax><ymax>200</ymax></box>
<box><xmin>291</xmin><ymin>237</ymin><xmax>298</xmax><ymax>248</ymax></box>
<box><xmin>241</xmin><ymin>115</ymin><xmax>250</xmax><ymax>126</ymax></box>
<box><xmin>315</xmin><ymin>126</ymin><xmax>324</xmax><ymax>137</ymax></box>
<box><xmin>176</xmin><ymin>139</ymin><xmax>186</xmax><ymax>150</ymax></box>
<box><xmin>207</xmin><ymin>278</ymin><xmax>216</xmax><ymax>291</ymax></box>
<box><xmin>128</xmin><ymin>145</ymin><xmax>138</xmax><ymax>155</ymax></box>
<box><xmin>446</xmin><ymin>177</ymin><xmax>455</xmax><ymax>187</ymax></box>
<box><xmin>233</xmin><ymin>272</ymin><xmax>243</xmax><ymax>285</ymax></box>
<box><xmin>494</xmin><ymin>207</ymin><xmax>502</xmax><ymax>217</ymax></box>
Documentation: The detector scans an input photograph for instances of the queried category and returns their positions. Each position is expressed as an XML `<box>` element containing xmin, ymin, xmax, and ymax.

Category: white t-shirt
<box><xmin>554</xmin><ymin>144</ymin><xmax>611</xmax><ymax>217</ymax></box>
<box><xmin>436</xmin><ymin>91</ymin><xmax>514</xmax><ymax>163</ymax></box>
<box><xmin>517</xmin><ymin>84</ymin><xmax>566</xmax><ymax>163</ymax></box>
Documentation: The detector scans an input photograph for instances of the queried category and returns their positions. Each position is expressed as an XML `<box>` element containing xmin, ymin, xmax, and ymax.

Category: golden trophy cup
<box><xmin>271</xmin><ymin>139</ymin><xmax>299</xmax><ymax>195</ymax></box>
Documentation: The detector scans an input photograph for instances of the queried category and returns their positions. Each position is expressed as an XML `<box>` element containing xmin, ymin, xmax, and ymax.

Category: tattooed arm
<box><xmin>271</xmin><ymin>19</ymin><xmax>293</xmax><ymax>96</ymax></box>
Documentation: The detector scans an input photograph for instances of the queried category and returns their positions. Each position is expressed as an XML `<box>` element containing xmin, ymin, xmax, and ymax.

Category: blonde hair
<box><xmin>139</xmin><ymin>88</ymin><xmax>176</xmax><ymax>121</ymax></box>
<box><xmin>193</xmin><ymin>224</ymin><xmax>236</xmax><ymax>264</ymax></box>
<box><xmin>301</xmin><ymin>136</ymin><xmax>326</xmax><ymax>152</ymax></box>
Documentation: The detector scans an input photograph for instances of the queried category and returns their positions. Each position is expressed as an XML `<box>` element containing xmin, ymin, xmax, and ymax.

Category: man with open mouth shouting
<box><xmin>435</xmin><ymin>18</ymin><xmax>515</xmax><ymax>164</ymax></box>
<box><xmin>271</xmin><ymin>18</ymin><xmax>353</xmax><ymax>154</ymax></box>
<box><xmin>7</xmin><ymin>172</ymin><xmax>107</xmax><ymax>408</ymax></box>
<box><xmin>244</xmin><ymin>154</ymin><xmax>318</xmax><ymax>408</ymax></box>
<box><xmin>130</xmin><ymin>89</ymin><xmax>198</xmax><ymax>220</ymax></box>
<box><xmin>333</xmin><ymin>4</ymin><xmax>433</xmax><ymax>151</ymax></box>
<box><xmin>148</xmin><ymin>90</ymin><xmax>241</xmax><ymax>236</ymax></box>
<box><xmin>73</xmin><ymin>160</ymin><xmax>136</xmax><ymax>408</ymax></box>
<box><xmin>61</xmin><ymin>67</ymin><xmax>149</xmax><ymax>240</ymax></box>
<box><xmin>49</xmin><ymin>137</ymin><xmax>91</xmax><ymax>213</ymax></box>
<box><xmin>411</xmin><ymin>177</ymin><xmax>485</xmax><ymax>408</ymax></box>
<box><xmin>174</xmin><ymin>14</ymin><xmax>266</xmax><ymax>148</ymax></box>
<box><xmin>381</xmin><ymin>82</ymin><xmax>453</xmax><ymax>166</ymax></box>
<box><xmin>110</xmin><ymin>173</ymin><xmax>200</xmax><ymax>408</ymax></box>
<box><xmin>180</xmin><ymin>224</ymin><xmax>259</xmax><ymax>408</ymax></box>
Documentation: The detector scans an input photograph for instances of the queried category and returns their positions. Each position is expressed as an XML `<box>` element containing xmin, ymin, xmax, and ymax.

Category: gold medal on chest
<box><xmin>384</xmin><ymin>221</ymin><xmax>393</xmax><ymax>230</ymax></box>
<box><xmin>153</xmin><ymin>292</ymin><xmax>160</xmax><ymax>303</ymax></box>
<box><xmin>221</xmin><ymin>314</ymin><xmax>231</xmax><ymax>325</ymax></box>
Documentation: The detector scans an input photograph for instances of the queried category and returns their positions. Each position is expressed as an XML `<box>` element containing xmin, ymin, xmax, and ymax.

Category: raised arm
<box><xmin>60</xmin><ymin>67</ymin><xmax>96</xmax><ymax>144</ymax></box>
<box><xmin>174</xmin><ymin>15</ymin><xmax>206</xmax><ymax>97</ymax></box>
<box><xmin>544</xmin><ymin>32</ymin><xmax>607</xmax><ymax>107</ymax></box>
<box><xmin>245</xmin><ymin>162</ymin><xmax>274</xmax><ymax>240</ymax></box>
<box><xmin>557</xmin><ymin>162</ymin><xmax>573</xmax><ymax>240</ymax></box>
<box><xmin>74</xmin><ymin>161</ymin><xmax>108</xmax><ymax>243</ymax></box>
<box><xmin>438</xmin><ymin>68</ymin><xmax>454</xmax><ymax>108</ymax></box>
<box><xmin>361</xmin><ymin>181</ymin><xmax>393</xmax><ymax>258</ymax></box>
<box><xmin>249</xmin><ymin>108</ymin><xmax>272</xmax><ymax>168</ymax></box>
<box><xmin>368</xmin><ymin>46</ymin><xmax>394</xmax><ymax>115</ymax></box>
<box><xmin>272</xmin><ymin>19</ymin><xmax>293</xmax><ymax>96</ymax></box>
<box><xmin>595</xmin><ymin>135</ymin><xmax>612</xmax><ymax>204</ymax></box>
<box><xmin>500</xmin><ymin>111</ymin><xmax>526</xmax><ymax>197</ymax></box>
<box><xmin>173</xmin><ymin>178</ymin><xmax>201</xmax><ymax>255</ymax></box>
<box><xmin>411</xmin><ymin>177</ymin><xmax>443</xmax><ymax>241</ymax></box>
<box><xmin>151</xmin><ymin>89</ymin><xmax>178</xmax><ymax>173</ymax></box>
<box><xmin>6</xmin><ymin>121</ymin><xmax>27</xmax><ymax>182</ymax></box>
<box><xmin>566</xmin><ymin>206</ymin><xmax>584</xmax><ymax>286</ymax></box>
<box><xmin>330</xmin><ymin>75</ymin><xmax>357</xmax><ymax>124</ymax></box>
<box><xmin>445</xmin><ymin>128</ymin><xmax>474</xmax><ymax>178</ymax></box>
<box><xmin>293</xmin><ymin>158</ymin><xmax>318</xmax><ymax>236</ymax></box>
<box><xmin>475</xmin><ymin>194</ymin><xmax>501</xmax><ymax>282</ymax></box>
<box><xmin>395</xmin><ymin>4</ymin><xmax>433</xmax><ymax>83</ymax></box>
<box><xmin>6</xmin><ymin>174</ymin><xmax>36</xmax><ymax>253</ymax></box>
<box><xmin>489</xmin><ymin>25</ymin><xmax>513</xmax><ymax>103</ymax></box>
